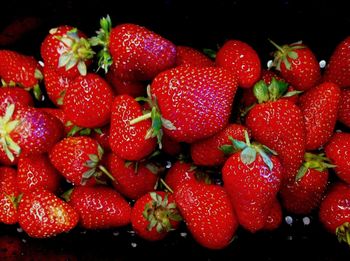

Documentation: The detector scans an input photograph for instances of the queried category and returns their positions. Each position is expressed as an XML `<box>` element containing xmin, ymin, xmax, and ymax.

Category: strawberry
<box><xmin>0</xmin><ymin>87</ymin><xmax>34</xmax><ymax>110</ymax></box>
<box><xmin>319</xmin><ymin>182</ymin><xmax>350</xmax><ymax>247</ymax></box>
<box><xmin>106</xmin><ymin>153</ymin><xmax>159</xmax><ymax>200</ymax></box>
<box><xmin>175</xmin><ymin>46</ymin><xmax>214</xmax><ymax>68</ymax></box>
<box><xmin>269</xmin><ymin>40</ymin><xmax>320</xmax><ymax>91</ymax></box>
<box><xmin>109</xmin><ymin>94</ymin><xmax>157</xmax><ymax>161</ymax></box>
<box><xmin>280</xmin><ymin>152</ymin><xmax>333</xmax><ymax>215</ymax></box>
<box><xmin>17</xmin><ymin>154</ymin><xmax>61</xmax><ymax>193</ymax></box>
<box><xmin>40</xmin><ymin>25</ymin><xmax>94</xmax><ymax>78</ymax></box>
<box><xmin>222</xmin><ymin>132</ymin><xmax>282</xmax><ymax>232</ymax></box>
<box><xmin>175</xmin><ymin>181</ymin><xmax>238</xmax><ymax>249</ymax></box>
<box><xmin>0</xmin><ymin>167</ymin><xmax>19</xmax><ymax>224</ymax></box>
<box><xmin>338</xmin><ymin>88</ymin><xmax>350</xmax><ymax>128</ymax></box>
<box><xmin>325</xmin><ymin>132</ymin><xmax>350</xmax><ymax>184</ymax></box>
<box><xmin>67</xmin><ymin>186</ymin><xmax>131</xmax><ymax>229</ymax></box>
<box><xmin>90</xmin><ymin>125</ymin><xmax>111</xmax><ymax>151</ymax></box>
<box><xmin>190</xmin><ymin>123</ymin><xmax>249</xmax><ymax>166</ymax></box>
<box><xmin>39</xmin><ymin>108</ymin><xmax>72</xmax><ymax>135</ymax></box>
<box><xmin>18</xmin><ymin>188</ymin><xmax>79</xmax><ymax>238</ymax></box>
<box><xmin>161</xmin><ymin>133</ymin><xmax>182</xmax><ymax>156</ymax></box>
<box><xmin>323</xmin><ymin>36</ymin><xmax>350</xmax><ymax>88</ymax></box>
<box><xmin>63</xmin><ymin>73</ymin><xmax>114</xmax><ymax>128</ymax></box>
<box><xmin>49</xmin><ymin>136</ymin><xmax>113</xmax><ymax>186</ymax></box>
<box><xmin>131</xmin><ymin>191</ymin><xmax>181</xmax><ymax>241</ymax></box>
<box><xmin>298</xmin><ymin>82</ymin><xmax>341</xmax><ymax>150</ymax></box>
<box><xmin>91</xmin><ymin>16</ymin><xmax>176</xmax><ymax>80</ymax></box>
<box><xmin>216</xmin><ymin>40</ymin><xmax>261</xmax><ymax>88</ymax></box>
<box><xmin>263</xmin><ymin>199</ymin><xmax>282</xmax><ymax>231</ymax></box>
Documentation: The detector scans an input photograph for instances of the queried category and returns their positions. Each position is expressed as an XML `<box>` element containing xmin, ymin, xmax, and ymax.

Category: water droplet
<box><xmin>267</xmin><ymin>60</ymin><xmax>273</xmax><ymax>68</ymax></box>
<box><xmin>38</xmin><ymin>61</ymin><xmax>44</xmax><ymax>67</ymax></box>
<box><xmin>319</xmin><ymin>60</ymin><xmax>326</xmax><ymax>68</ymax></box>
<box><xmin>180</xmin><ymin>232</ymin><xmax>187</xmax><ymax>238</ymax></box>
<box><xmin>112</xmin><ymin>231</ymin><xmax>120</xmax><ymax>237</ymax></box>
<box><xmin>17</xmin><ymin>227</ymin><xmax>23</xmax><ymax>233</ymax></box>
<box><xmin>21</xmin><ymin>238</ymin><xmax>27</xmax><ymax>243</ymax></box>
<box><xmin>285</xmin><ymin>216</ymin><xmax>293</xmax><ymax>225</ymax></box>
<box><xmin>165</xmin><ymin>161</ymin><xmax>172</xmax><ymax>169</ymax></box>
<box><xmin>286</xmin><ymin>235</ymin><xmax>293</xmax><ymax>241</ymax></box>
<box><xmin>131</xmin><ymin>242</ymin><xmax>137</xmax><ymax>248</ymax></box>
<box><xmin>303</xmin><ymin>216</ymin><xmax>310</xmax><ymax>226</ymax></box>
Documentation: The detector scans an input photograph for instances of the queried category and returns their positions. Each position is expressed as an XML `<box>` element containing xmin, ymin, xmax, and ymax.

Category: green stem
<box><xmin>160</xmin><ymin>178</ymin><xmax>174</xmax><ymax>194</ymax></box>
<box><xmin>130</xmin><ymin>112</ymin><xmax>152</xmax><ymax>125</ymax></box>
<box><xmin>268</xmin><ymin>39</ymin><xmax>284</xmax><ymax>52</ymax></box>
<box><xmin>98</xmin><ymin>165</ymin><xmax>116</xmax><ymax>182</ymax></box>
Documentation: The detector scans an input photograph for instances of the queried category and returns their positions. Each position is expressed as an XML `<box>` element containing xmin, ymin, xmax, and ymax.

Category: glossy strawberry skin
<box><xmin>263</xmin><ymin>199</ymin><xmax>282</xmax><ymax>231</ymax></box>
<box><xmin>0</xmin><ymin>87</ymin><xmax>34</xmax><ymax>110</ymax></box>
<box><xmin>175</xmin><ymin>182</ymin><xmax>238</xmax><ymax>249</ymax></box>
<box><xmin>338</xmin><ymin>88</ymin><xmax>350</xmax><ymax>128</ymax></box>
<box><xmin>216</xmin><ymin>40</ymin><xmax>261</xmax><ymax>88</ymax></box>
<box><xmin>151</xmin><ymin>66</ymin><xmax>238</xmax><ymax>143</ymax></box>
<box><xmin>68</xmin><ymin>186</ymin><xmax>131</xmax><ymax>229</ymax></box>
<box><xmin>0</xmin><ymin>167</ymin><xmax>18</xmax><ymax>224</ymax></box>
<box><xmin>164</xmin><ymin>161</ymin><xmax>197</xmax><ymax>192</ymax></box>
<box><xmin>175</xmin><ymin>46</ymin><xmax>214</xmax><ymax>68</ymax></box>
<box><xmin>91</xmin><ymin>125</ymin><xmax>111</xmax><ymax>151</ymax></box>
<box><xmin>109</xmin><ymin>95</ymin><xmax>156</xmax><ymax>161</ymax></box>
<box><xmin>298</xmin><ymin>82</ymin><xmax>341</xmax><ymax>150</ymax></box>
<box><xmin>325</xmin><ymin>133</ymin><xmax>350</xmax><ymax>184</ymax></box>
<box><xmin>18</xmin><ymin>189</ymin><xmax>79</xmax><ymax>238</ymax></box>
<box><xmin>109</xmin><ymin>23</ymin><xmax>176</xmax><ymax>81</ymax></box>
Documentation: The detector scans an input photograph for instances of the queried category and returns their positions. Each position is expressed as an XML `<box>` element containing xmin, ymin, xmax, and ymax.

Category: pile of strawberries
<box><xmin>0</xmin><ymin>15</ymin><xmax>350</xmax><ymax>250</ymax></box>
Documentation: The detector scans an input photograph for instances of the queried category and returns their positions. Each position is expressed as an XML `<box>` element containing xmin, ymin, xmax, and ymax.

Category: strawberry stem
<box><xmin>98</xmin><ymin>165</ymin><xmax>116</xmax><ymax>182</ymax></box>
<box><xmin>130</xmin><ymin>112</ymin><xmax>152</xmax><ymax>125</ymax></box>
<box><xmin>160</xmin><ymin>178</ymin><xmax>174</xmax><ymax>194</ymax></box>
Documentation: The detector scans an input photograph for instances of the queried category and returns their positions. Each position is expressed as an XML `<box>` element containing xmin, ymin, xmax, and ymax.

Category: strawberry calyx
<box><xmin>336</xmin><ymin>222</ymin><xmax>350</xmax><ymax>247</ymax></box>
<box><xmin>65</xmin><ymin>121</ymin><xmax>101</xmax><ymax>137</ymax></box>
<box><xmin>143</xmin><ymin>192</ymin><xmax>182</xmax><ymax>233</ymax></box>
<box><xmin>253</xmin><ymin>78</ymin><xmax>290</xmax><ymax>103</ymax></box>
<box><xmin>5</xmin><ymin>193</ymin><xmax>23</xmax><ymax>209</ymax></box>
<box><xmin>296</xmin><ymin>152</ymin><xmax>336</xmax><ymax>181</ymax></box>
<box><xmin>0</xmin><ymin>104</ymin><xmax>21</xmax><ymax>161</ymax></box>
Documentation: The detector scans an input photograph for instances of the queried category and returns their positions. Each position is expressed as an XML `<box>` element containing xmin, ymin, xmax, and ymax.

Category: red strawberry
<box><xmin>90</xmin><ymin>125</ymin><xmax>111</xmax><ymax>151</ymax></box>
<box><xmin>17</xmin><ymin>154</ymin><xmax>61</xmax><ymax>193</ymax></box>
<box><xmin>298</xmin><ymin>82</ymin><xmax>341</xmax><ymax>150</ymax></box>
<box><xmin>325</xmin><ymin>132</ymin><xmax>350</xmax><ymax>184</ymax></box>
<box><xmin>175</xmin><ymin>46</ymin><xmax>214</xmax><ymax>68</ymax></box>
<box><xmin>319</xmin><ymin>182</ymin><xmax>350</xmax><ymax>247</ymax></box>
<box><xmin>49</xmin><ymin>136</ymin><xmax>113</xmax><ymax>186</ymax></box>
<box><xmin>92</xmin><ymin>16</ymin><xmax>176</xmax><ymax>80</ymax></box>
<box><xmin>0</xmin><ymin>87</ymin><xmax>34</xmax><ymax>110</ymax></box>
<box><xmin>0</xmin><ymin>167</ymin><xmax>19</xmax><ymax>224</ymax></box>
<box><xmin>175</xmin><ymin>181</ymin><xmax>238</xmax><ymax>249</ymax></box>
<box><xmin>40</xmin><ymin>25</ymin><xmax>94</xmax><ymax>78</ymax></box>
<box><xmin>222</xmin><ymin>133</ymin><xmax>282</xmax><ymax>232</ymax></box>
<box><xmin>63</xmin><ymin>73</ymin><xmax>114</xmax><ymax>128</ymax></box>
<box><xmin>131</xmin><ymin>191</ymin><xmax>181</xmax><ymax>241</ymax></box>
<box><xmin>280</xmin><ymin>152</ymin><xmax>333</xmax><ymax>215</ymax></box>
<box><xmin>109</xmin><ymin>94</ymin><xmax>157</xmax><ymax>161</ymax></box>
<box><xmin>190</xmin><ymin>123</ymin><xmax>249</xmax><ymax>167</ymax></box>
<box><xmin>18</xmin><ymin>188</ymin><xmax>79</xmax><ymax>238</ymax></box>
<box><xmin>263</xmin><ymin>199</ymin><xmax>282</xmax><ymax>231</ymax></box>
<box><xmin>39</xmin><ymin>108</ymin><xmax>72</xmax><ymax>135</ymax></box>
<box><xmin>323</xmin><ymin>36</ymin><xmax>350</xmax><ymax>88</ymax></box>
<box><xmin>216</xmin><ymin>40</ymin><xmax>261</xmax><ymax>88</ymax></box>
<box><xmin>106</xmin><ymin>153</ymin><xmax>159</xmax><ymax>200</ymax></box>
<box><xmin>67</xmin><ymin>186</ymin><xmax>131</xmax><ymax>229</ymax></box>
<box><xmin>269</xmin><ymin>40</ymin><xmax>320</xmax><ymax>91</ymax></box>
<box><xmin>338</xmin><ymin>88</ymin><xmax>350</xmax><ymax>127</ymax></box>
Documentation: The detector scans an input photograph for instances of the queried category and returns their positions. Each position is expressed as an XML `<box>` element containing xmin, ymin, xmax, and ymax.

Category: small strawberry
<box><xmin>299</xmin><ymin>82</ymin><xmax>341</xmax><ymax>150</ymax></box>
<box><xmin>325</xmin><ymin>132</ymin><xmax>350</xmax><ymax>184</ymax></box>
<box><xmin>18</xmin><ymin>188</ymin><xmax>79</xmax><ymax>238</ymax></box>
<box><xmin>263</xmin><ymin>199</ymin><xmax>282</xmax><ymax>231</ymax></box>
<box><xmin>0</xmin><ymin>167</ymin><xmax>19</xmax><ymax>224</ymax></box>
<box><xmin>175</xmin><ymin>46</ymin><xmax>214</xmax><ymax>68</ymax></box>
<box><xmin>0</xmin><ymin>87</ymin><xmax>34</xmax><ymax>110</ymax></box>
<box><xmin>131</xmin><ymin>191</ymin><xmax>181</xmax><ymax>241</ymax></box>
<box><xmin>338</xmin><ymin>88</ymin><xmax>350</xmax><ymax>128</ymax></box>
<box><xmin>216</xmin><ymin>39</ymin><xmax>261</xmax><ymax>88</ymax></box>
<box><xmin>66</xmin><ymin>186</ymin><xmax>131</xmax><ymax>229</ymax></box>
<box><xmin>269</xmin><ymin>40</ymin><xmax>320</xmax><ymax>91</ymax></box>
<box><xmin>175</xmin><ymin>181</ymin><xmax>238</xmax><ymax>249</ymax></box>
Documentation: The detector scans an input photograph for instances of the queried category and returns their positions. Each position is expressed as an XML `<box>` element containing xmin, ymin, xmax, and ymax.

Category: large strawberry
<box><xmin>67</xmin><ymin>186</ymin><xmax>131</xmax><ymax>229</ymax></box>
<box><xmin>269</xmin><ymin>40</ymin><xmax>320</xmax><ymax>91</ymax></box>
<box><xmin>131</xmin><ymin>191</ymin><xmax>181</xmax><ymax>241</ymax></box>
<box><xmin>0</xmin><ymin>87</ymin><xmax>34</xmax><ymax>110</ymax></box>
<box><xmin>175</xmin><ymin>181</ymin><xmax>238</xmax><ymax>249</ymax></box>
<box><xmin>323</xmin><ymin>36</ymin><xmax>350</xmax><ymax>88</ymax></box>
<box><xmin>175</xmin><ymin>46</ymin><xmax>215</xmax><ymax>68</ymax></box>
<box><xmin>298</xmin><ymin>82</ymin><xmax>341</xmax><ymax>150</ymax></box>
<box><xmin>338</xmin><ymin>88</ymin><xmax>350</xmax><ymax>128</ymax></box>
<box><xmin>18</xmin><ymin>188</ymin><xmax>79</xmax><ymax>238</ymax></box>
<box><xmin>91</xmin><ymin>16</ymin><xmax>176</xmax><ymax>80</ymax></box>
<box><xmin>40</xmin><ymin>25</ymin><xmax>94</xmax><ymax>78</ymax></box>
<box><xmin>216</xmin><ymin>39</ymin><xmax>261</xmax><ymax>88</ymax></box>
<box><xmin>0</xmin><ymin>167</ymin><xmax>19</xmax><ymax>224</ymax></box>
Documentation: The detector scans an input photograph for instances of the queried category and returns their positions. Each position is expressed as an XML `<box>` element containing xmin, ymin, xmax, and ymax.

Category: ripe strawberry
<box><xmin>39</xmin><ymin>108</ymin><xmax>72</xmax><ymax>135</ymax></box>
<box><xmin>319</xmin><ymin>182</ymin><xmax>350</xmax><ymax>247</ymax></box>
<box><xmin>298</xmin><ymin>82</ymin><xmax>341</xmax><ymax>150</ymax></box>
<box><xmin>175</xmin><ymin>181</ymin><xmax>238</xmax><ymax>249</ymax></box>
<box><xmin>67</xmin><ymin>186</ymin><xmax>131</xmax><ymax>229</ymax></box>
<box><xmin>338</xmin><ymin>88</ymin><xmax>350</xmax><ymax>128</ymax></box>
<box><xmin>40</xmin><ymin>25</ymin><xmax>94</xmax><ymax>78</ymax></box>
<box><xmin>49</xmin><ymin>136</ymin><xmax>113</xmax><ymax>186</ymax></box>
<box><xmin>190</xmin><ymin>123</ymin><xmax>249</xmax><ymax>166</ymax></box>
<box><xmin>109</xmin><ymin>94</ymin><xmax>157</xmax><ymax>161</ymax></box>
<box><xmin>323</xmin><ymin>36</ymin><xmax>350</xmax><ymax>88</ymax></box>
<box><xmin>18</xmin><ymin>188</ymin><xmax>79</xmax><ymax>238</ymax></box>
<box><xmin>222</xmin><ymin>133</ymin><xmax>282</xmax><ymax>232</ymax></box>
<box><xmin>175</xmin><ymin>46</ymin><xmax>214</xmax><ymax>68</ymax></box>
<box><xmin>280</xmin><ymin>152</ymin><xmax>333</xmax><ymax>215</ymax></box>
<box><xmin>269</xmin><ymin>40</ymin><xmax>320</xmax><ymax>91</ymax></box>
<box><xmin>263</xmin><ymin>199</ymin><xmax>282</xmax><ymax>231</ymax></box>
<box><xmin>90</xmin><ymin>125</ymin><xmax>111</xmax><ymax>151</ymax></box>
<box><xmin>0</xmin><ymin>167</ymin><xmax>19</xmax><ymax>224</ymax></box>
<box><xmin>325</xmin><ymin>132</ymin><xmax>350</xmax><ymax>184</ymax></box>
<box><xmin>63</xmin><ymin>73</ymin><xmax>114</xmax><ymax>128</ymax></box>
<box><xmin>131</xmin><ymin>191</ymin><xmax>181</xmax><ymax>241</ymax></box>
<box><xmin>216</xmin><ymin>39</ymin><xmax>261</xmax><ymax>88</ymax></box>
<box><xmin>106</xmin><ymin>153</ymin><xmax>159</xmax><ymax>200</ymax></box>
<box><xmin>0</xmin><ymin>87</ymin><xmax>34</xmax><ymax>110</ymax></box>
<box><xmin>17</xmin><ymin>154</ymin><xmax>61</xmax><ymax>193</ymax></box>
<box><xmin>91</xmin><ymin>16</ymin><xmax>176</xmax><ymax>80</ymax></box>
